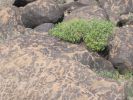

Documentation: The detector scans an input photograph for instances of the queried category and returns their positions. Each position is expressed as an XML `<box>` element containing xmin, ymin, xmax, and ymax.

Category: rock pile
<box><xmin>0</xmin><ymin>0</ymin><xmax>133</xmax><ymax>100</ymax></box>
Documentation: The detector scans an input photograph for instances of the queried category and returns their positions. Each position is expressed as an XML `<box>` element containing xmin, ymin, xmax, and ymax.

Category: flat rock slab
<box><xmin>0</xmin><ymin>33</ymin><xmax>125</xmax><ymax>100</ymax></box>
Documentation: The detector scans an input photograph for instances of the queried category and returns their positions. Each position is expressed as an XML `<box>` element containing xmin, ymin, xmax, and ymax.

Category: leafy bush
<box><xmin>50</xmin><ymin>19</ymin><xmax>114</xmax><ymax>51</ymax></box>
<box><xmin>49</xmin><ymin>19</ymin><xmax>89</xmax><ymax>43</ymax></box>
<box><xmin>83</xmin><ymin>19</ymin><xmax>114</xmax><ymax>51</ymax></box>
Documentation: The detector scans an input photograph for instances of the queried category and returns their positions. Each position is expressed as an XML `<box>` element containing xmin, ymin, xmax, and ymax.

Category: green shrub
<box><xmin>84</xmin><ymin>19</ymin><xmax>114</xmax><ymax>51</ymax></box>
<box><xmin>96</xmin><ymin>70</ymin><xmax>120</xmax><ymax>80</ymax></box>
<box><xmin>49</xmin><ymin>19</ymin><xmax>114</xmax><ymax>51</ymax></box>
<box><xmin>97</xmin><ymin>70</ymin><xmax>133</xmax><ymax>80</ymax></box>
<box><xmin>49</xmin><ymin>19</ymin><xmax>89</xmax><ymax>43</ymax></box>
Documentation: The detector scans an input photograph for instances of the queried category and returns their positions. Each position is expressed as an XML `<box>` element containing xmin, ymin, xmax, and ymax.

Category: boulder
<box><xmin>0</xmin><ymin>32</ymin><xmax>115</xmax><ymax>72</ymax></box>
<box><xmin>34</xmin><ymin>23</ymin><xmax>54</xmax><ymax>32</ymax></box>
<box><xmin>64</xmin><ymin>5</ymin><xmax>108</xmax><ymax>21</ymax></box>
<box><xmin>98</xmin><ymin>0</ymin><xmax>133</xmax><ymax>24</ymax></box>
<box><xmin>21</xmin><ymin>0</ymin><xmax>64</xmax><ymax>28</ymax></box>
<box><xmin>0</xmin><ymin>33</ymin><xmax>125</xmax><ymax>100</ymax></box>
<box><xmin>109</xmin><ymin>26</ymin><xmax>133</xmax><ymax>74</ymax></box>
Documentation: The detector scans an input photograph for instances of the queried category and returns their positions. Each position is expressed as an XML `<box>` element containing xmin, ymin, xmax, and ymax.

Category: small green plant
<box><xmin>50</xmin><ymin>19</ymin><xmax>114</xmax><ymax>51</ymax></box>
<box><xmin>97</xmin><ymin>70</ymin><xmax>133</xmax><ymax>81</ymax></box>
<box><xmin>49</xmin><ymin>19</ymin><xmax>89</xmax><ymax>43</ymax></box>
<box><xmin>83</xmin><ymin>19</ymin><xmax>114</xmax><ymax>51</ymax></box>
<box><xmin>97</xmin><ymin>70</ymin><xmax>120</xmax><ymax>80</ymax></box>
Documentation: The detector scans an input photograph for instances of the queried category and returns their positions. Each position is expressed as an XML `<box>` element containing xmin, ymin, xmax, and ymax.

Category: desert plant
<box><xmin>49</xmin><ymin>19</ymin><xmax>89</xmax><ymax>43</ymax></box>
<box><xmin>54</xmin><ymin>0</ymin><xmax>66</xmax><ymax>4</ymax></box>
<box><xmin>84</xmin><ymin>19</ymin><xmax>114</xmax><ymax>51</ymax></box>
<box><xmin>97</xmin><ymin>70</ymin><xmax>133</xmax><ymax>81</ymax></box>
<box><xmin>97</xmin><ymin>70</ymin><xmax>120</xmax><ymax>80</ymax></box>
<box><xmin>50</xmin><ymin>19</ymin><xmax>114</xmax><ymax>51</ymax></box>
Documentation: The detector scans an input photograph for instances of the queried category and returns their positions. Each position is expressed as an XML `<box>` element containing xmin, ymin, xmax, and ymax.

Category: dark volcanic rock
<box><xmin>34</xmin><ymin>23</ymin><xmax>54</xmax><ymax>32</ymax></box>
<box><xmin>109</xmin><ymin>26</ymin><xmax>133</xmax><ymax>74</ymax></box>
<box><xmin>0</xmin><ymin>32</ymin><xmax>125</xmax><ymax>100</ymax></box>
<box><xmin>21</xmin><ymin>0</ymin><xmax>64</xmax><ymax>28</ymax></box>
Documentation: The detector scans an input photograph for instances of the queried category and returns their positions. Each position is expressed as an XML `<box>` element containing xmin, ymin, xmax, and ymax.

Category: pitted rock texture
<box><xmin>21</xmin><ymin>0</ymin><xmax>64</xmax><ymax>28</ymax></box>
<box><xmin>0</xmin><ymin>32</ymin><xmax>114</xmax><ymax>72</ymax></box>
<box><xmin>0</xmin><ymin>0</ymin><xmax>132</xmax><ymax>100</ymax></box>
<box><xmin>78</xmin><ymin>0</ymin><xmax>97</xmax><ymax>5</ymax></box>
<box><xmin>59</xmin><ymin>1</ymin><xmax>88</xmax><ymax>13</ymax></box>
<box><xmin>119</xmin><ymin>12</ymin><xmax>133</xmax><ymax>26</ymax></box>
<box><xmin>64</xmin><ymin>4</ymin><xmax>108</xmax><ymax>21</ymax></box>
<box><xmin>0</xmin><ymin>0</ymin><xmax>15</xmax><ymax>7</ymax></box>
<box><xmin>0</xmin><ymin>33</ymin><xmax>125</xmax><ymax>100</ymax></box>
<box><xmin>0</xmin><ymin>7</ymin><xmax>24</xmax><ymax>41</ymax></box>
<box><xmin>109</xmin><ymin>26</ymin><xmax>133</xmax><ymax>73</ymax></box>
<box><xmin>98</xmin><ymin>0</ymin><xmax>133</xmax><ymax>24</ymax></box>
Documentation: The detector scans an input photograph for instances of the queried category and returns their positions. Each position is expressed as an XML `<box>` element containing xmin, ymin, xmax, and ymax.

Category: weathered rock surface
<box><xmin>98</xmin><ymin>0</ymin><xmax>133</xmax><ymax>24</ymax></box>
<box><xmin>0</xmin><ymin>33</ymin><xmax>125</xmax><ymax>100</ymax></box>
<box><xmin>109</xmin><ymin>26</ymin><xmax>133</xmax><ymax>73</ymax></box>
<box><xmin>0</xmin><ymin>0</ymin><xmax>15</xmax><ymax>7</ymax></box>
<box><xmin>59</xmin><ymin>1</ymin><xmax>87</xmax><ymax>12</ymax></box>
<box><xmin>0</xmin><ymin>0</ymin><xmax>132</xmax><ymax>99</ymax></box>
<box><xmin>119</xmin><ymin>13</ymin><xmax>133</xmax><ymax>26</ymax></box>
<box><xmin>64</xmin><ymin>5</ymin><xmax>108</xmax><ymax>21</ymax></box>
<box><xmin>0</xmin><ymin>7</ymin><xmax>24</xmax><ymax>41</ymax></box>
<box><xmin>78</xmin><ymin>0</ymin><xmax>97</xmax><ymax>5</ymax></box>
<box><xmin>21</xmin><ymin>0</ymin><xmax>64</xmax><ymax>28</ymax></box>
